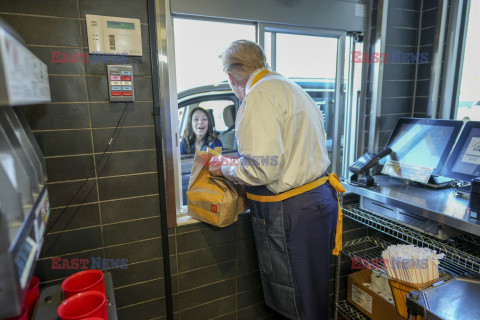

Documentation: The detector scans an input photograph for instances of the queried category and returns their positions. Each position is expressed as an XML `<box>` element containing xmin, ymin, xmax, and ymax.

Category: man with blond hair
<box><xmin>209</xmin><ymin>40</ymin><xmax>344</xmax><ymax>320</ymax></box>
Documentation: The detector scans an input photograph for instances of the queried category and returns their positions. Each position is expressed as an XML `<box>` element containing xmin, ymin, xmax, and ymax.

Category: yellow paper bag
<box><xmin>187</xmin><ymin>147</ymin><xmax>247</xmax><ymax>227</ymax></box>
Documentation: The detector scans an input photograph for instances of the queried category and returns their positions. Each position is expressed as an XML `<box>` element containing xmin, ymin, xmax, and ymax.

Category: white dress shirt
<box><xmin>221</xmin><ymin>69</ymin><xmax>331</xmax><ymax>194</ymax></box>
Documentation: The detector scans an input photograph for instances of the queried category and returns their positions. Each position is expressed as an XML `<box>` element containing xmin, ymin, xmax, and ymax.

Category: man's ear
<box><xmin>227</xmin><ymin>72</ymin><xmax>237</xmax><ymax>86</ymax></box>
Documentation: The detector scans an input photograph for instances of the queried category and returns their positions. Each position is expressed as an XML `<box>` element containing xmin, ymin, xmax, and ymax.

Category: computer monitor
<box><xmin>442</xmin><ymin>121</ymin><xmax>480</xmax><ymax>182</ymax></box>
<box><xmin>381</xmin><ymin>118</ymin><xmax>464</xmax><ymax>176</ymax></box>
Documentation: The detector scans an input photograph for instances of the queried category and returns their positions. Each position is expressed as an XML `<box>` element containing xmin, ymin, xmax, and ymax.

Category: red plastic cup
<box><xmin>57</xmin><ymin>291</ymin><xmax>107</xmax><ymax>320</ymax></box>
<box><xmin>25</xmin><ymin>276</ymin><xmax>40</xmax><ymax>318</ymax></box>
<box><xmin>80</xmin><ymin>318</ymin><xmax>105</xmax><ymax>320</ymax></box>
<box><xmin>62</xmin><ymin>270</ymin><xmax>105</xmax><ymax>299</ymax></box>
<box><xmin>5</xmin><ymin>305</ymin><xmax>28</xmax><ymax>320</ymax></box>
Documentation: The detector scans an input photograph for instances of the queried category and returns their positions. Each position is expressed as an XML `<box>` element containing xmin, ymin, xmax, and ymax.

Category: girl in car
<box><xmin>180</xmin><ymin>107</ymin><xmax>223</xmax><ymax>155</ymax></box>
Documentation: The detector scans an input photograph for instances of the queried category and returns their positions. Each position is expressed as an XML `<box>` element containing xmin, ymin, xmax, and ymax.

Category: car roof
<box><xmin>178</xmin><ymin>78</ymin><xmax>335</xmax><ymax>100</ymax></box>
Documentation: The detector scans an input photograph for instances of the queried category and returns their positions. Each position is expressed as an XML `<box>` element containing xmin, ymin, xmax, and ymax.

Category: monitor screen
<box><xmin>442</xmin><ymin>121</ymin><xmax>480</xmax><ymax>182</ymax></box>
<box><xmin>381</xmin><ymin>118</ymin><xmax>463</xmax><ymax>176</ymax></box>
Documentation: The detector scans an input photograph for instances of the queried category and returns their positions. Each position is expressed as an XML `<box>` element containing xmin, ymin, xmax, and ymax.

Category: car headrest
<box><xmin>223</xmin><ymin>105</ymin><xmax>236</xmax><ymax>128</ymax></box>
<box><xmin>207</xmin><ymin>109</ymin><xmax>215</xmax><ymax>127</ymax></box>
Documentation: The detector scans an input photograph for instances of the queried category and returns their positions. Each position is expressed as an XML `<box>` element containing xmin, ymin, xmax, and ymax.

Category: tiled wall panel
<box><xmin>1</xmin><ymin>0</ymin><xmax>165</xmax><ymax>318</ymax></box>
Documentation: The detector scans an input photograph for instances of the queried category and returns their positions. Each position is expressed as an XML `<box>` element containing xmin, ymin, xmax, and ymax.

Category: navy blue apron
<box><xmin>242</xmin><ymin>70</ymin><xmax>344</xmax><ymax>319</ymax></box>
<box><xmin>245</xmin><ymin>174</ymin><xmax>344</xmax><ymax>320</ymax></box>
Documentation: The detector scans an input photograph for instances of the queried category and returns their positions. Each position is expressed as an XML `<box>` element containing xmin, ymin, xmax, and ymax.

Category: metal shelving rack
<box><xmin>341</xmin><ymin>236</ymin><xmax>391</xmax><ymax>277</ymax></box>
<box><xmin>336</xmin><ymin>300</ymin><xmax>370</xmax><ymax>320</ymax></box>
<box><xmin>343</xmin><ymin>204</ymin><xmax>480</xmax><ymax>275</ymax></box>
<box><xmin>334</xmin><ymin>203</ymin><xmax>480</xmax><ymax>320</ymax></box>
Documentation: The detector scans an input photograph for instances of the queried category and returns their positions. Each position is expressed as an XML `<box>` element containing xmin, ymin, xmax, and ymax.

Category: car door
<box><xmin>178</xmin><ymin>94</ymin><xmax>239</xmax><ymax>205</ymax></box>
<box><xmin>296</xmin><ymin>78</ymin><xmax>338</xmax><ymax>155</ymax></box>
<box><xmin>304</xmin><ymin>89</ymin><xmax>336</xmax><ymax>153</ymax></box>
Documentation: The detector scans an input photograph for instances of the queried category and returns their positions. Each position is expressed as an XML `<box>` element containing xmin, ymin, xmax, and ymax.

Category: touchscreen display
<box><xmin>385</xmin><ymin>123</ymin><xmax>456</xmax><ymax>171</ymax></box>
<box><xmin>449</xmin><ymin>127</ymin><xmax>480</xmax><ymax>177</ymax></box>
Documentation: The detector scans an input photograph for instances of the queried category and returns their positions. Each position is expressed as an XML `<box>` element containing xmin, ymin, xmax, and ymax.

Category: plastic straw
<box><xmin>382</xmin><ymin>244</ymin><xmax>443</xmax><ymax>284</ymax></box>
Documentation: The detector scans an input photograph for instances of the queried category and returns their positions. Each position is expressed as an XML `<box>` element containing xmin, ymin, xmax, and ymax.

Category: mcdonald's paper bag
<box><xmin>187</xmin><ymin>147</ymin><xmax>248</xmax><ymax>227</ymax></box>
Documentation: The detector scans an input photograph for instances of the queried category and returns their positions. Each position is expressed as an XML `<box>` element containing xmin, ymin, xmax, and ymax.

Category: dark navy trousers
<box><xmin>247</xmin><ymin>181</ymin><xmax>339</xmax><ymax>320</ymax></box>
<box><xmin>283</xmin><ymin>182</ymin><xmax>338</xmax><ymax>319</ymax></box>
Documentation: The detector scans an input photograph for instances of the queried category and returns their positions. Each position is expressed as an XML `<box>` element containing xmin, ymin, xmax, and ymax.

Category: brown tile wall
<box><xmin>364</xmin><ymin>0</ymin><xmax>450</xmax><ymax>151</ymax></box>
<box><xmin>169</xmin><ymin>216</ymin><xmax>276</xmax><ymax>320</ymax></box>
<box><xmin>170</xmin><ymin>214</ymin><xmax>368</xmax><ymax>320</ymax></box>
<box><xmin>0</xmin><ymin>0</ymin><xmax>166</xmax><ymax>318</ymax></box>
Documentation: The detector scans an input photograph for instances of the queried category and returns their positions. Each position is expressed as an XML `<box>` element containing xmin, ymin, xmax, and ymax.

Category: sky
<box><xmin>173</xmin><ymin>19</ymin><xmax>338</xmax><ymax>93</ymax></box>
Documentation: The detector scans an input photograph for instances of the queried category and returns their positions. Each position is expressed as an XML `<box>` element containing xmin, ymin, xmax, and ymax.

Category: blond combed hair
<box><xmin>220</xmin><ymin>40</ymin><xmax>268</xmax><ymax>81</ymax></box>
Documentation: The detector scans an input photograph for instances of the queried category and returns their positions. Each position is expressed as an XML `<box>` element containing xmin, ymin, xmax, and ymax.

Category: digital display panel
<box><xmin>381</xmin><ymin>118</ymin><xmax>463</xmax><ymax>176</ymax></box>
<box><xmin>107</xmin><ymin>21</ymin><xmax>135</xmax><ymax>30</ymax></box>
<box><xmin>443</xmin><ymin>121</ymin><xmax>480</xmax><ymax>182</ymax></box>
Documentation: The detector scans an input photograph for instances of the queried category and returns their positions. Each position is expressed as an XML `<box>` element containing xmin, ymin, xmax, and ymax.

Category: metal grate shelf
<box><xmin>336</xmin><ymin>300</ymin><xmax>370</xmax><ymax>320</ymax></box>
<box><xmin>452</xmin><ymin>233</ymin><xmax>480</xmax><ymax>257</ymax></box>
<box><xmin>342</xmin><ymin>236</ymin><xmax>392</xmax><ymax>277</ymax></box>
<box><xmin>342</xmin><ymin>204</ymin><xmax>480</xmax><ymax>276</ymax></box>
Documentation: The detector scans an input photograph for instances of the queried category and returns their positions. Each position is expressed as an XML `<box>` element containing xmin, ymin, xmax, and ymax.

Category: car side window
<box><xmin>178</xmin><ymin>99</ymin><xmax>237</xmax><ymax>159</ymax></box>
<box><xmin>178</xmin><ymin>98</ymin><xmax>237</xmax><ymax>206</ymax></box>
<box><xmin>198</xmin><ymin>100</ymin><xmax>232</xmax><ymax>132</ymax></box>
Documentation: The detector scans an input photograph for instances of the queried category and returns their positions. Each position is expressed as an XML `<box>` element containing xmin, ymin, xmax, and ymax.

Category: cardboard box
<box><xmin>347</xmin><ymin>269</ymin><xmax>404</xmax><ymax>320</ymax></box>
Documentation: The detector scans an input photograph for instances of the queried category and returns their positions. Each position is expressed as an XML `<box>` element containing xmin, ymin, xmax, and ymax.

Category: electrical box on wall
<box><xmin>0</xmin><ymin>26</ymin><xmax>51</xmax><ymax>106</ymax></box>
<box><xmin>86</xmin><ymin>14</ymin><xmax>142</xmax><ymax>56</ymax></box>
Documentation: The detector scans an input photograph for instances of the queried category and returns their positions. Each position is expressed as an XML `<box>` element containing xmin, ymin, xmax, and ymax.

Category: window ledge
<box><xmin>176</xmin><ymin>210</ymin><xmax>251</xmax><ymax>227</ymax></box>
<box><xmin>176</xmin><ymin>214</ymin><xmax>201</xmax><ymax>227</ymax></box>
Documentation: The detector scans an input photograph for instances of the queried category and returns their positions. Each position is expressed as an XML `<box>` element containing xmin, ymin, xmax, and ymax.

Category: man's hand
<box><xmin>209</xmin><ymin>156</ymin><xmax>225</xmax><ymax>177</ymax></box>
<box><xmin>209</xmin><ymin>156</ymin><xmax>239</xmax><ymax>177</ymax></box>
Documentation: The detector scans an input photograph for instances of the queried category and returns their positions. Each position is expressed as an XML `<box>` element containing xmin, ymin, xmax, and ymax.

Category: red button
<box><xmin>111</xmin><ymin>91</ymin><xmax>122</xmax><ymax>96</ymax></box>
<box><xmin>121</xmin><ymin>76</ymin><xmax>131</xmax><ymax>81</ymax></box>
<box><xmin>123</xmin><ymin>91</ymin><xmax>132</xmax><ymax>96</ymax></box>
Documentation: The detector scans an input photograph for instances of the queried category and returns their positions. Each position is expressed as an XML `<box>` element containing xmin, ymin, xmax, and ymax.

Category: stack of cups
<box><xmin>5</xmin><ymin>276</ymin><xmax>40</xmax><ymax>320</ymax></box>
<box><xmin>4</xmin><ymin>305</ymin><xmax>28</xmax><ymax>320</ymax></box>
<box><xmin>57</xmin><ymin>270</ymin><xmax>108</xmax><ymax>320</ymax></box>
<box><xmin>25</xmin><ymin>276</ymin><xmax>40</xmax><ymax>318</ymax></box>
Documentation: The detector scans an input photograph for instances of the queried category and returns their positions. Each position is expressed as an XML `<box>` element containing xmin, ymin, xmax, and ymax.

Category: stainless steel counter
<box><xmin>344</xmin><ymin>175</ymin><xmax>480</xmax><ymax>236</ymax></box>
<box><xmin>407</xmin><ymin>277</ymin><xmax>480</xmax><ymax>320</ymax></box>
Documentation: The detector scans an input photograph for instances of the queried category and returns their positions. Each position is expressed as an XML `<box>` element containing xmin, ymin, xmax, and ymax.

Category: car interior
<box><xmin>217</xmin><ymin>104</ymin><xmax>236</xmax><ymax>150</ymax></box>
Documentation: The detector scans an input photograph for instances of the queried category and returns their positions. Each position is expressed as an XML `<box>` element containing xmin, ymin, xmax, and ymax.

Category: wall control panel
<box><xmin>86</xmin><ymin>14</ymin><xmax>142</xmax><ymax>56</ymax></box>
<box><xmin>107</xmin><ymin>65</ymin><xmax>134</xmax><ymax>102</ymax></box>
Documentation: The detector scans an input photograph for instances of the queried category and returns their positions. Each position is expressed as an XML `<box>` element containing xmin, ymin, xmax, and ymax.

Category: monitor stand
<box><xmin>423</xmin><ymin>175</ymin><xmax>454</xmax><ymax>190</ymax></box>
<box><xmin>455</xmin><ymin>183</ymin><xmax>471</xmax><ymax>196</ymax></box>
<box><xmin>349</xmin><ymin>172</ymin><xmax>376</xmax><ymax>188</ymax></box>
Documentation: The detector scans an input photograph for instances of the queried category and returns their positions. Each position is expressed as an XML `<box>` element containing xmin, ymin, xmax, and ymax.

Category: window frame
<box><xmin>440</xmin><ymin>0</ymin><xmax>471</xmax><ymax>119</ymax></box>
<box><xmin>167</xmin><ymin>16</ymin><xmax>256</xmax><ymax>224</ymax></box>
<box><xmin>160</xmin><ymin>15</ymin><xmax>360</xmax><ymax>226</ymax></box>
<box><xmin>259</xmin><ymin>25</ymin><xmax>354</xmax><ymax>176</ymax></box>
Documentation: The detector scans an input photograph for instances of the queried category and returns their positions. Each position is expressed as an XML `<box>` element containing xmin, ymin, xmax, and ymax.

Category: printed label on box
<box><xmin>351</xmin><ymin>284</ymin><xmax>373</xmax><ymax>314</ymax></box>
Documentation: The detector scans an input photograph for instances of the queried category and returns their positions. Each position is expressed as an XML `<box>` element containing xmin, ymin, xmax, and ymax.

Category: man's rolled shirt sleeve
<box><xmin>222</xmin><ymin>89</ymin><xmax>284</xmax><ymax>187</ymax></box>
